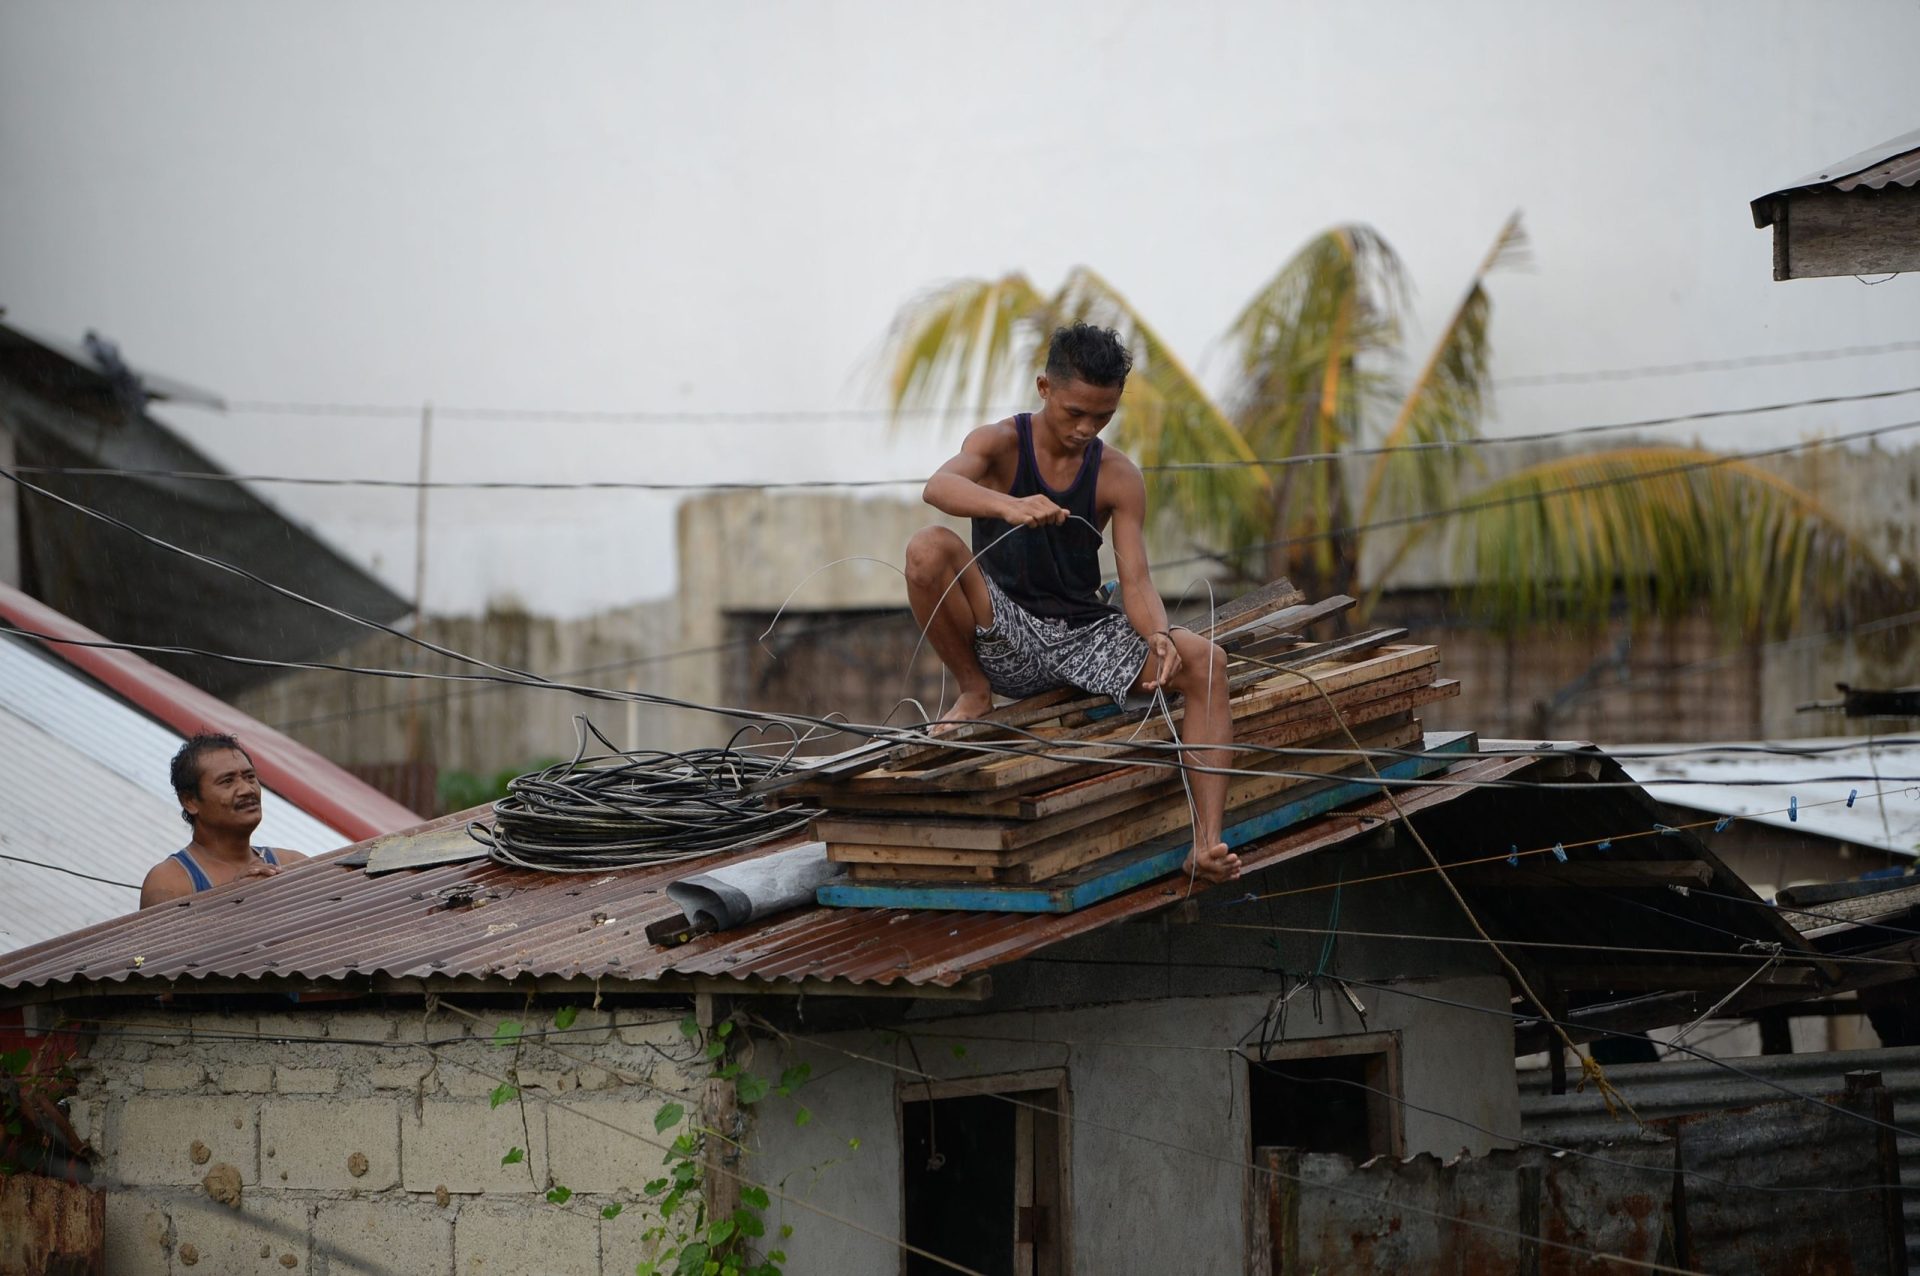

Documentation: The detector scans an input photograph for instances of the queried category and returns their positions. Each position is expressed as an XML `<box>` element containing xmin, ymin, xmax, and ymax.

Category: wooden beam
<box><xmin>1775</xmin><ymin>187</ymin><xmax>1920</xmax><ymax>280</ymax></box>
<box><xmin>1548</xmin><ymin>963</ymin><xmax>1821</xmax><ymax>992</ymax></box>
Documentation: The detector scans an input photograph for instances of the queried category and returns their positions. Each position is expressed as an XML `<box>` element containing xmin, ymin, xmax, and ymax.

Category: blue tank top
<box><xmin>969</xmin><ymin>414</ymin><xmax>1117</xmax><ymax>626</ymax></box>
<box><xmin>169</xmin><ymin>845</ymin><xmax>280</xmax><ymax>893</ymax></box>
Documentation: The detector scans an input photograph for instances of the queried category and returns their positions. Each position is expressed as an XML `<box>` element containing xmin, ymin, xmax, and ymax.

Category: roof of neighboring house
<box><xmin>0</xmin><ymin>589</ymin><xmax>422</xmax><ymax>953</ymax></box>
<box><xmin>0</xmin><ymin>745</ymin><xmax>1826</xmax><ymax>1006</ymax></box>
<box><xmin>0</xmin><ymin>317</ymin><xmax>411</xmax><ymax>697</ymax></box>
<box><xmin>1616</xmin><ymin>735</ymin><xmax>1920</xmax><ymax>858</ymax></box>
<box><xmin>1752</xmin><ymin>127</ymin><xmax>1920</xmax><ymax>226</ymax></box>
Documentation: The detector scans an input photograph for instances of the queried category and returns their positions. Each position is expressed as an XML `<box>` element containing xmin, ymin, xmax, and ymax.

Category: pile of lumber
<box><xmin>779</xmin><ymin>581</ymin><xmax>1460</xmax><ymax>895</ymax></box>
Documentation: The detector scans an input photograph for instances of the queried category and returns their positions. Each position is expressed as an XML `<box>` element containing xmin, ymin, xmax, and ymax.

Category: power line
<box><xmin>39</xmin><ymin>381</ymin><xmax>1920</xmax><ymax>491</ymax></box>
<box><xmin>1495</xmin><ymin>339</ymin><xmax>1920</xmax><ymax>388</ymax></box>
<box><xmin>148</xmin><ymin>337</ymin><xmax>1920</xmax><ymax>424</ymax></box>
<box><xmin>0</xmin><ymin>853</ymin><xmax>139</xmax><ymax>890</ymax></box>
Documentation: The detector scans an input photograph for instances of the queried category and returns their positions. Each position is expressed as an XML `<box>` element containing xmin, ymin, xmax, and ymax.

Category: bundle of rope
<box><xmin>469</xmin><ymin>718</ymin><xmax>821</xmax><ymax>873</ymax></box>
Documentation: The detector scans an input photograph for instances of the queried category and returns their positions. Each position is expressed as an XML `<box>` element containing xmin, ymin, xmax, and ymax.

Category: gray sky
<box><xmin>3</xmin><ymin>0</ymin><xmax>1918</xmax><ymax>615</ymax></box>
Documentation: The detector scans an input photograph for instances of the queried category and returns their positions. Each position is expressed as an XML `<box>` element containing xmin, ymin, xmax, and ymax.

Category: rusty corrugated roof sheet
<box><xmin>0</xmin><ymin>755</ymin><xmax>1528</xmax><ymax>998</ymax></box>
<box><xmin>1752</xmin><ymin>127</ymin><xmax>1920</xmax><ymax>226</ymax></box>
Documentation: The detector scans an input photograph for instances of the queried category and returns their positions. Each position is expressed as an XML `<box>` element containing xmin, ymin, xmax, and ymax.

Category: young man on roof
<box><xmin>903</xmin><ymin>322</ymin><xmax>1240</xmax><ymax>884</ymax></box>
<box><xmin>139</xmin><ymin>733</ymin><xmax>306</xmax><ymax>907</ymax></box>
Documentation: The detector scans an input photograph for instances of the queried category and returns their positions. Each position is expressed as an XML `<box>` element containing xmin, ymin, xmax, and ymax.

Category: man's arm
<box><xmin>923</xmin><ymin>423</ymin><xmax>1068</xmax><ymax>527</ymax></box>
<box><xmin>1105</xmin><ymin>456</ymin><xmax>1182</xmax><ymax>690</ymax></box>
<box><xmin>139</xmin><ymin>860</ymin><xmax>192</xmax><ymax>909</ymax></box>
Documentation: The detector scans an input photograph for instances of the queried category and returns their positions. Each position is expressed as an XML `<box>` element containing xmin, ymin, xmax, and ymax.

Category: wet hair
<box><xmin>1044</xmin><ymin>322</ymin><xmax>1133</xmax><ymax>389</ymax></box>
<box><xmin>170</xmin><ymin>733</ymin><xmax>251</xmax><ymax>826</ymax></box>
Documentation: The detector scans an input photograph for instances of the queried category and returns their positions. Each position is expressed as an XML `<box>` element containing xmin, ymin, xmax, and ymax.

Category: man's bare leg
<box><xmin>1145</xmin><ymin>630</ymin><xmax>1239</xmax><ymax>885</ymax></box>
<box><xmin>904</xmin><ymin>527</ymin><xmax>996</xmax><ymax>732</ymax></box>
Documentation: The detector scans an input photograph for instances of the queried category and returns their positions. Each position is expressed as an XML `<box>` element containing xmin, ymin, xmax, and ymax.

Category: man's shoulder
<box><xmin>966</xmin><ymin>416</ymin><xmax>1023</xmax><ymax>449</ymax></box>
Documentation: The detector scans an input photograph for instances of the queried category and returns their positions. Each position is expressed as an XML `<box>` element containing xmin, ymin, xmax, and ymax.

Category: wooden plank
<box><xmin>815</xmin><ymin>734</ymin><xmax>1476</xmax><ymax>913</ymax></box>
<box><xmin>819</xmin><ymin>718</ymin><xmax>1422</xmax><ymax>855</ymax></box>
<box><xmin>809</xmin><ymin>676</ymin><xmax>1457</xmax><ymax>821</ymax></box>
<box><xmin>1185</xmin><ymin>577</ymin><xmax>1305</xmax><ymax>636</ymax></box>
<box><xmin>935</xmin><ymin>645</ymin><xmax>1441</xmax><ymax>795</ymax></box>
<box><xmin>1210</xmin><ymin>595</ymin><xmax>1354</xmax><ymax>648</ymax></box>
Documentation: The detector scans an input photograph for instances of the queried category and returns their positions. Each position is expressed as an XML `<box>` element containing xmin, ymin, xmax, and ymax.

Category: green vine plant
<box><xmin>490</xmin><ymin>1005</ymin><xmax>826</xmax><ymax>1276</ymax></box>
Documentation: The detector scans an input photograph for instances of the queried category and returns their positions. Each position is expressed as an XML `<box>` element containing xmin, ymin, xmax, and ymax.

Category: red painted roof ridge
<box><xmin>0</xmin><ymin>581</ymin><xmax>421</xmax><ymax>841</ymax></box>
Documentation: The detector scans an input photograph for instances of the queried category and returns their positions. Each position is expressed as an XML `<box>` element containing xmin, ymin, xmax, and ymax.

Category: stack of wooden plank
<box><xmin>777</xmin><ymin>581</ymin><xmax>1467</xmax><ymax>913</ymax></box>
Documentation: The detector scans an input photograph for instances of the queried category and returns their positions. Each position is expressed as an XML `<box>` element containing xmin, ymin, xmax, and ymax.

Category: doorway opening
<box><xmin>901</xmin><ymin>1069</ymin><xmax>1068</xmax><ymax>1276</ymax></box>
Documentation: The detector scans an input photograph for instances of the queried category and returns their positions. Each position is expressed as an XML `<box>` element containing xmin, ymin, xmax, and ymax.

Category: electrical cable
<box><xmin>0</xmin><ymin>853</ymin><xmax>139</xmax><ymax>890</ymax></box>
<box><xmin>467</xmin><ymin>718</ymin><xmax>822</xmax><ymax>873</ymax></box>
<box><xmin>35</xmin><ymin>380</ymin><xmax>1920</xmax><ymax>489</ymax></box>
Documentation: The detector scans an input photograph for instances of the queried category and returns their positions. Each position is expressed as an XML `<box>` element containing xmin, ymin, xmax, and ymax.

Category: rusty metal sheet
<box><xmin>0</xmin><ymin>755</ymin><xmax>1530</xmax><ymax>998</ymax></box>
<box><xmin>0</xmin><ymin>1173</ymin><xmax>103</xmax><ymax>1276</ymax></box>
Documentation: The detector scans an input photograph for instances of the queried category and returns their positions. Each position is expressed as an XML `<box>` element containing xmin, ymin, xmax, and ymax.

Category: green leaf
<box><xmin>779</xmin><ymin>1225</ymin><xmax>794</xmax><ymax>1240</ymax></box>
<box><xmin>546</xmin><ymin>1185</ymin><xmax>573</xmax><ymax>1204</ymax></box>
<box><xmin>703</xmin><ymin>1039</ymin><xmax>726</xmax><ymax>1061</ymax></box>
<box><xmin>716</xmin><ymin>1063</ymin><xmax>742</xmax><ymax>1081</ymax></box>
<box><xmin>778</xmin><ymin>1063</ymin><xmax>810</xmax><ymax>1092</ymax></box>
<box><xmin>732</xmin><ymin>1207</ymin><xmax>765</xmax><ymax>1239</ymax></box>
<box><xmin>734</xmin><ymin>1073</ymin><xmax>770</xmax><ymax>1105</ymax></box>
<box><xmin>708</xmin><ymin>1219</ymin><xmax>736</xmax><ymax>1246</ymax></box>
<box><xmin>601</xmin><ymin>1202</ymin><xmax>624</xmax><ymax>1220</ymax></box>
<box><xmin>502</xmin><ymin>1147</ymin><xmax>525</xmax><ymax>1166</ymax></box>
<box><xmin>769</xmin><ymin>1251</ymin><xmax>788</xmax><ymax>1264</ymax></box>
<box><xmin>662</xmin><ymin>1187</ymin><xmax>685</xmax><ymax>1218</ymax></box>
<box><xmin>489</xmin><ymin>1082</ymin><xmax>517</xmax><ymax>1110</ymax></box>
<box><xmin>740</xmin><ymin>1185</ymin><xmax>770</xmax><ymax>1210</ymax></box>
<box><xmin>654</xmin><ymin>1102</ymin><xmax>685</xmax><ymax>1133</ymax></box>
<box><xmin>637</xmin><ymin>1263</ymin><xmax>657</xmax><ymax>1276</ymax></box>
<box><xmin>555</xmin><ymin>1005</ymin><xmax>579</xmax><ymax>1031</ymax></box>
<box><xmin>949</xmin><ymin>1044</ymin><xmax>967</xmax><ymax>1060</ymax></box>
<box><xmin>644</xmin><ymin>1177</ymin><xmax>669</xmax><ymax>1195</ymax></box>
<box><xmin>847</xmin><ymin>1137</ymin><xmax>861</xmax><ymax>1151</ymax></box>
<box><xmin>717</xmin><ymin>1021</ymin><xmax>733</xmax><ymax>1038</ymax></box>
<box><xmin>492</xmin><ymin>1020</ymin><xmax>523</xmax><ymax>1048</ymax></box>
<box><xmin>793</xmin><ymin>1107</ymin><xmax>811</xmax><ymax>1128</ymax></box>
<box><xmin>0</xmin><ymin>1048</ymin><xmax>30</xmax><ymax>1075</ymax></box>
<box><xmin>675</xmin><ymin>1241</ymin><xmax>710</xmax><ymax>1274</ymax></box>
<box><xmin>679</xmin><ymin>1016</ymin><xmax>700</xmax><ymax>1041</ymax></box>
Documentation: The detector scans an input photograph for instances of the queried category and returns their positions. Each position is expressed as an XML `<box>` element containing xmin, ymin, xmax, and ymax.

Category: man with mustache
<box><xmin>139</xmin><ymin>733</ymin><xmax>307</xmax><ymax>907</ymax></box>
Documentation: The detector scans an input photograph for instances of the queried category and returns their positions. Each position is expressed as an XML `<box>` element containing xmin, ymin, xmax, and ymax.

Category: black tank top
<box><xmin>970</xmin><ymin>414</ymin><xmax>1118</xmax><ymax>626</ymax></box>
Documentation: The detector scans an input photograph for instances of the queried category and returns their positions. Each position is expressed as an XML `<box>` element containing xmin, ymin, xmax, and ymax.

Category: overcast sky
<box><xmin>3</xmin><ymin>1</ymin><xmax>1918</xmax><ymax>615</ymax></box>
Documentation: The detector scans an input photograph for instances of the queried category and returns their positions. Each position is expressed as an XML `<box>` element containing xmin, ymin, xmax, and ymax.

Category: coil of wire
<box><xmin>469</xmin><ymin>719</ymin><xmax>820</xmax><ymax>872</ymax></box>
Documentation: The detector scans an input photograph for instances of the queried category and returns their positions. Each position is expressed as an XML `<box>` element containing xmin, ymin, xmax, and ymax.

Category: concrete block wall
<box><xmin>72</xmin><ymin>1004</ymin><xmax>698</xmax><ymax>1276</ymax></box>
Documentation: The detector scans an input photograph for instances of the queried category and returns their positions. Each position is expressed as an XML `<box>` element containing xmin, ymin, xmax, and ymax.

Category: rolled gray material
<box><xmin>665</xmin><ymin>841</ymin><xmax>843</xmax><ymax>932</ymax></box>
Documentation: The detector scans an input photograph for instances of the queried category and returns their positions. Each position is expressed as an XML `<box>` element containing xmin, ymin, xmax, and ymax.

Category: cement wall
<box><xmin>69</xmin><ymin>1004</ymin><xmax>694</xmax><ymax>1276</ymax></box>
<box><xmin>755</xmin><ymin>977</ymin><xmax>1520</xmax><ymax>1276</ymax></box>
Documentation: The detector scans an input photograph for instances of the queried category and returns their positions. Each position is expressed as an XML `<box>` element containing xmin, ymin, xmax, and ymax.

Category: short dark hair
<box><xmin>1044</xmin><ymin>322</ymin><xmax>1133</xmax><ymax>388</ymax></box>
<box><xmin>171</xmin><ymin>733</ymin><xmax>251</xmax><ymax>826</ymax></box>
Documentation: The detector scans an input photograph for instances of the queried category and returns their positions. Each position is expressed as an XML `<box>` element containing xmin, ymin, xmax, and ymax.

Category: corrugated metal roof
<box><xmin>1615</xmin><ymin>735</ymin><xmax>1920</xmax><ymax>857</ymax></box>
<box><xmin>0</xmin><ymin>583</ymin><xmax>420</xmax><ymax>840</ymax></box>
<box><xmin>0</xmin><ymin>634</ymin><xmax>352</xmax><ymax>953</ymax></box>
<box><xmin>0</xmin><ymin>753</ymin><xmax>1530</xmax><ymax>998</ymax></box>
<box><xmin>1752</xmin><ymin>127</ymin><xmax>1920</xmax><ymax>225</ymax></box>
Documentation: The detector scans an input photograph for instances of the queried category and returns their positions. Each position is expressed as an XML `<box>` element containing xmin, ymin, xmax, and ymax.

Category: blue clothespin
<box><xmin>1596</xmin><ymin>840</ymin><xmax>1611</xmax><ymax>852</ymax></box>
<box><xmin>1714</xmin><ymin>816</ymin><xmax>1733</xmax><ymax>832</ymax></box>
<box><xmin>1848</xmin><ymin>788</ymin><xmax>1859</xmax><ymax>808</ymax></box>
<box><xmin>1654</xmin><ymin>823</ymin><xmax>1678</xmax><ymax>836</ymax></box>
<box><xmin>1506</xmin><ymin>844</ymin><xmax>1519</xmax><ymax>867</ymax></box>
<box><xmin>1551</xmin><ymin>842</ymin><xmax>1567</xmax><ymax>863</ymax></box>
<box><xmin>1789</xmin><ymin>796</ymin><xmax>1798</xmax><ymax>823</ymax></box>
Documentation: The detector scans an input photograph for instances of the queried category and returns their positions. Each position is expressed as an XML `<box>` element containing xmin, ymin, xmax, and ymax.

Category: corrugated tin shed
<box><xmin>0</xmin><ymin>634</ymin><xmax>354</xmax><ymax>953</ymax></box>
<box><xmin>1616</xmin><ymin>736</ymin><xmax>1920</xmax><ymax>858</ymax></box>
<box><xmin>1753</xmin><ymin>127</ymin><xmax>1920</xmax><ymax>221</ymax></box>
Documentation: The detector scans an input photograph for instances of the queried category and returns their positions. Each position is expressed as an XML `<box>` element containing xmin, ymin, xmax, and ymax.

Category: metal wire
<box><xmin>467</xmin><ymin>718</ymin><xmax>821</xmax><ymax>872</ymax></box>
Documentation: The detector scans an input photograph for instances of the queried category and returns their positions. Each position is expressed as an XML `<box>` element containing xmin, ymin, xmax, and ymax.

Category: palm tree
<box><xmin>882</xmin><ymin>215</ymin><xmax>1902</xmax><ymax>638</ymax></box>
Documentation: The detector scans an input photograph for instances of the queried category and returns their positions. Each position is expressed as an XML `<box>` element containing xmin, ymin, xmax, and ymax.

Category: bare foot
<box><xmin>1181</xmin><ymin>840</ymin><xmax>1241</xmax><ymax>887</ymax></box>
<box><xmin>930</xmin><ymin>690</ymin><xmax>993</xmax><ymax>737</ymax></box>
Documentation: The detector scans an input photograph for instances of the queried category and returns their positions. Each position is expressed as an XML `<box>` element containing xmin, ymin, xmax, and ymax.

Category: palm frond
<box><xmin>1357</xmin><ymin>210</ymin><xmax>1529</xmax><ymax>530</ymax></box>
<box><xmin>882</xmin><ymin>273</ymin><xmax>1052</xmax><ymax>425</ymax></box>
<box><xmin>1425</xmin><ymin>446</ymin><xmax>1905</xmax><ymax>637</ymax></box>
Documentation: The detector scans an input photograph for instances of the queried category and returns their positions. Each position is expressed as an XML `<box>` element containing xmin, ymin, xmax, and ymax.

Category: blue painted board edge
<box><xmin>817</xmin><ymin>732</ymin><xmax>1475</xmax><ymax>914</ymax></box>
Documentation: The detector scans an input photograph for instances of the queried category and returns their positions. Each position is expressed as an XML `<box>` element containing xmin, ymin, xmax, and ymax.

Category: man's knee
<box><xmin>1172</xmin><ymin>633</ymin><xmax>1228</xmax><ymax>691</ymax></box>
<box><xmin>905</xmin><ymin>526</ymin><xmax>964</xmax><ymax>588</ymax></box>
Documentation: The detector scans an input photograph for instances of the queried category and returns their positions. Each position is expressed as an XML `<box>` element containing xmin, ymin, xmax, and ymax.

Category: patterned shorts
<box><xmin>973</xmin><ymin>573</ymin><xmax>1151</xmax><ymax>705</ymax></box>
